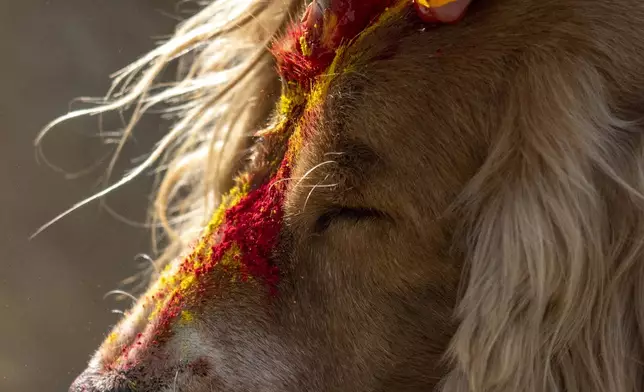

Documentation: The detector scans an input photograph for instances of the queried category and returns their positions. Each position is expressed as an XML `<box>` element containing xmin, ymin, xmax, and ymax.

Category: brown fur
<box><xmin>55</xmin><ymin>0</ymin><xmax>644</xmax><ymax>391</ymax></box>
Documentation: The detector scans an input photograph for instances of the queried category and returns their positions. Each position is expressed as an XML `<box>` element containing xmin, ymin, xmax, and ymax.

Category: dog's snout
<box><xmin>69</xmin><ymin>371</ymin><xmax>136</xmax><ymax>392</ymax></box>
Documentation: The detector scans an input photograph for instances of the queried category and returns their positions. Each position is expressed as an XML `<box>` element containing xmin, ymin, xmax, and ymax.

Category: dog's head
<box><xmin>64</xmin><ymin>0</ymin><xmax>644</xmax><ymax>391</ymax></box>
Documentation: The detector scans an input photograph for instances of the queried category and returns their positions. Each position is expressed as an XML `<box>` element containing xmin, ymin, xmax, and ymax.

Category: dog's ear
<box><xmin>442</xmin><ymin>54</ymin><xmax>644</xmax><ymax>392</ymax></box>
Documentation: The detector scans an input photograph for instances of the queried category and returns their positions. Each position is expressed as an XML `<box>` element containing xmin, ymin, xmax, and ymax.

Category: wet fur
<box><xmin>62</xmin><ymin>0</ymin><xmax>644</xmax><ymax>391</ymax></box>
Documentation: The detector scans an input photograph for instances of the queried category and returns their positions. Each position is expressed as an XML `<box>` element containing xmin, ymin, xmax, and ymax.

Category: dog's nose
<box><xmin>69</xmin><ymin>371</ymin><xmax>136</xmax><ymax>392</ymax></box>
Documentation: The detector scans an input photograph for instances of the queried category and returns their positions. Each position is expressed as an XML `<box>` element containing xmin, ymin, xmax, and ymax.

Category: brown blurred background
<box><xmin>0</xmin><ymin>1</ymin><xmax>182</xmax><ymax>391</ymax></box>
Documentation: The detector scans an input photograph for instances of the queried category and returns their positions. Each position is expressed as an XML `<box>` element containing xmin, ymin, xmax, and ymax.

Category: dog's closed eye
<box><xmin>314</xmin><ymin>207</ymin><xmax>389</xmax><ymax>233</ymax></box>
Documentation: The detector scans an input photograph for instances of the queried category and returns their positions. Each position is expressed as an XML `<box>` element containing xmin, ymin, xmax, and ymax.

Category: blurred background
<box><xmin>0</xmin><ymin>1</ymin><xmax>182</xmax><ymax>390</ymax></box>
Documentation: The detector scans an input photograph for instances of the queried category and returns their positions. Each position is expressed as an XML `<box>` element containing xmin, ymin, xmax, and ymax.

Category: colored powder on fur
<box><xmin>272</xmin><ymin>0</ymin><xmax>400</xmax><ymax>85</ymax></box>
<box><xmin>416</xmin><ymin>0</ymin><xmax>458</xmax><ymax>7</ymax></box>
<box><xmin>109</xmin><ymin>0</ymin><xmax>419</xmax><ymax>369</ymax></box>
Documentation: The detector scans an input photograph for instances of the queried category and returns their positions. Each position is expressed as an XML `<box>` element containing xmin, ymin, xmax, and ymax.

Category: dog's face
<box><xmin>69</xmin><ymin>0</ymin><xmax>644</xmax><ymax>391</ymax></box>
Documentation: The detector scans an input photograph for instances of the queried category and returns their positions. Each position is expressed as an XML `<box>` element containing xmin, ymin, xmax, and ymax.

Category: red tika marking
<box><xmin>155</xmin><ymin>164</ymin><xmax>290</xmax><ymax>328</ymax></box>
<box><xmin>273</xmin><ymin>0</ymin><xmax>398</xmax><ymax>85</ymax></box>
<box><xmin>210</xmin><ymin>176</ymin><xmax>285</xmax><ymax>290</ymax></box>
<box><xmin>112</xmin><ymin>163</ymin><xmax>292</xmax><ymax>370</ymax></box>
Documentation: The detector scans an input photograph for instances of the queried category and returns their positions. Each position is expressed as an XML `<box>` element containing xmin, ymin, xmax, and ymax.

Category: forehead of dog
<box><xmin>279</xmin><ymin>5</ymin><xmax>497</xmax><ymax>226</ymax></box>
<box><xmin>278</xmin><ymin>0</ymin><xmax>618</xmax><ymax>230</ymax></box>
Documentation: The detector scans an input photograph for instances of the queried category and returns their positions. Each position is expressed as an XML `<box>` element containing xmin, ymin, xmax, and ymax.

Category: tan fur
<box><xmin>47</xmin><ymin>0</ymin><xmax>644</xmax><ymax>391</ymax></box>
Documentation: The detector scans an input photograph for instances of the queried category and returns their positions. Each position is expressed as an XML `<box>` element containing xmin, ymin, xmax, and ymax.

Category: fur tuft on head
<box><xmin>37</xmin><ymin>0</ymin><xmax>300</xmax><ymax>267</ymax></box>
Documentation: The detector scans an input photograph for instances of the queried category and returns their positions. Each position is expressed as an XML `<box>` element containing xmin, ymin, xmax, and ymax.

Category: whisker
<box><xmin>173</xmin><ymin>367</ymin><xmax>180</xmax><ymax>392</ymax></box>
<box><xmin>269</xmin><ymin>176</ymin><xmax>298</xmax><ymax>189</ymax></box>
<box><xmin>103</xmin><ymin>290</ymin><xmax>138</xmax><ymax>303</ymax></box>
<box><xmin>135</xmin><ymin>253</ymin><xmax>162</xmax><ymax>276</ymax></box>
<box><xmin>291</xmin><ymin>160</ymin><xmax>337</xmax><ymax>191</ymax></box>
<box><xmin>302</xmin><ymin>174</ymin><xmax>331</xmax><ymax>212</ymax></box>
<box><xmin>268</xmin><ymin>159</ymin><xmax>337</xmax><ymax>190</ymax></box>
<box><xmin>298</xmin><ymin>183</ymin><xmax>338</xmax><ymax>189</ymax></box>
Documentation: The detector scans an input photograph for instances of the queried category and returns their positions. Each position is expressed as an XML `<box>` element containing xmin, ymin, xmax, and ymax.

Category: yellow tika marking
<box><xmin>299</xmin><ymin>35</ymin><xmax>312</xmax><ymax>56</ymax></box>
<box><xmin>278</xmin><ymin>87</ymin><xmax>305</xmax><ymax>118</ymax></box>
<box><xmin>180</xmin><ymin>310</ymin><xmax>194</xmax><ymax>325</ymax></box>
<box><xmin>107</xmin><ymin>332</ymin><xmax>118</xmax><ymax>344</ymax></box>
<box><xmin>180</xmin><ymin>274</ymin><xmax>195</xmax><ymax>291</ymax></box>
<box><xmin>307</xmin><ymin>45</ymin><xmax>347</xmax><ymax>110</ymax></box>
<box><xmin>205</xmin><ymin>181</ymin><xmax>250</xmax><ymax>239</ymax></box>
<box><xmin>219</xmin><ymin>245</ymin><xmax>242</xmax><ymax>266</ymax></box>
<box><xmin>357</xmin><ymin>1</ymin><xmax>408</xmax><ymax>44</ymax></box>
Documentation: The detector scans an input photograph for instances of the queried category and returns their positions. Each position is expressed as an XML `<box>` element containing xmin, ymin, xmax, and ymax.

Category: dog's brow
<box><xmin>332</xmin><ymin>138</ymin><xmax>382</xmax><ymax>177</ymax></box>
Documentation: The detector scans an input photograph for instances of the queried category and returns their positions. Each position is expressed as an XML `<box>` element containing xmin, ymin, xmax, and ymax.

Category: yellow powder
<box><xmin>107</xmin><ymin>332</ymin><xmax>118</xmax><ymax>344</ymax></box>
<box><xmin>206</xmin><ymin>181</ymin><xmax>250</xmax><ymax>235</ymax></box>
<box><xmin>417</xmin><ymin>0</ymin><xmax>459</xmax><ymax>8</ymax></box>
<box><xmin>179</xmin><ymin>275</ymin><xmax>195</xmax><ymax>291</ymax></box>
<box><xmin>180</xmin><ymin>310</ymin><xmax>194</xmax><ymax>324</ymax></box>
<box><xmin>299</xmin><ymin>35</ymin><xmax>312</xmax><ymax>57</ymax></box>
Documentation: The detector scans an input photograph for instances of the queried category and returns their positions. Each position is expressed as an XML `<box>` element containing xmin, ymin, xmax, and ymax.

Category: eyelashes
<box><xmin>313</xmin><ymin>206</ymin><xmax>389</xmax><ymax>233</ymax></box>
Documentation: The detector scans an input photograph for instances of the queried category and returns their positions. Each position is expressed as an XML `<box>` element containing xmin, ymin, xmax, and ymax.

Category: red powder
<box><xmin>273</xmin><ymin>0</ymin><xmax>397</xmax><ymax>85</ymax></box>
<box><xmin>111</xmin><ymin>1</ymin><xmax>419</xmax><ymax>370</ymax></box>
<box><xmin>150</xmin><ymin>161</ymin><xmax>291</xmax><ymax>335</ymax></box>
<box><xmin>312</xmin><ymin>0</ymin><xmax>398</xmax><ymax>48</ymax></box>
<box><xmin>209</xmin><ymin>174</ymin><xmax>285</xmax><ymax>290</ymax></box>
